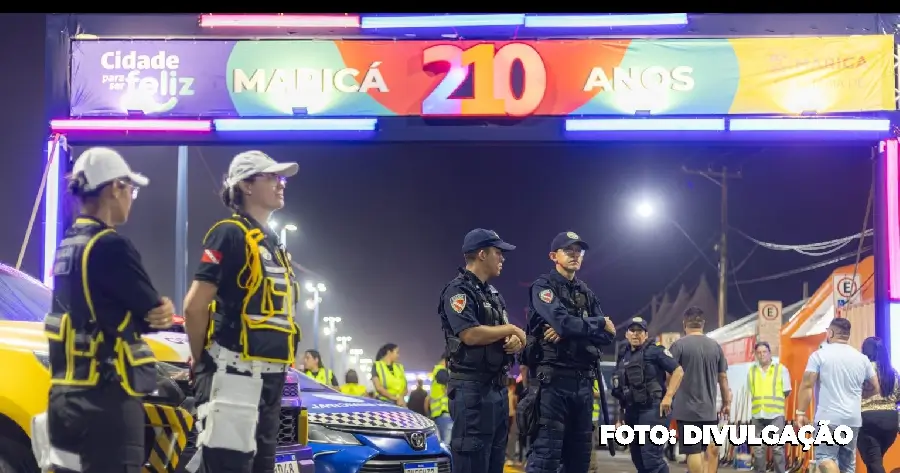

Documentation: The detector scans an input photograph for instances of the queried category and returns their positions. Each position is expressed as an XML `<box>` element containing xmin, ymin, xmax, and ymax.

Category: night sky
<box><xmin>0</xmin><ymin>15</ymin><xmax>876</xmax><ymax>371</ymax></box>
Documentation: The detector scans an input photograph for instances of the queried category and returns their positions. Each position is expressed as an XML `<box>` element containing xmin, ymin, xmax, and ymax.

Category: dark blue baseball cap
<box><xmin>462</xmin><ymin>229</ymin><xmax>516</xmax><ymax>253</ymax></box>
<box><xmin>627</xmin><ymin>317</ymin><xmax>648</xmax><ymax>331</ymax></box>
<box><xmin>550</xmin><ymin>231</ymin><xmax>590</xmax><ymax>252</ymax></box>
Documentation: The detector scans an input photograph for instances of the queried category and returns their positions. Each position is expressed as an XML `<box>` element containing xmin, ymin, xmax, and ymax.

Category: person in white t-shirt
<box><xmin>796</xmin><ymin>318</ymin><xmax>879</xmax><ymax>473</ymax></box>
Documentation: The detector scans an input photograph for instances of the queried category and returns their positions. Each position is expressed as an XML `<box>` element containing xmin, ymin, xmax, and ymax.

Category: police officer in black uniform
<box><xmin>182</xmin><ymin>150</ymin><xmax>301</xmax><ymax>473</ymax></box>
<box><xmin>523</xmin><ymin>231</ymin><xmax>616</xmax><ymax>473</ymax></box>
<box><xmin>612</xmin><ymin>317</ymin><xmax>684</xmax><ymax>473</ymax></box>
<box><xmin>438</xmin><ymin>229</ymin><xmax>526</xmax><ymax>473</ymax></box>
<box><xmin>45</xmin><ymin>147</ymin><xmax>175</xmax><ymax>473</ymax></box>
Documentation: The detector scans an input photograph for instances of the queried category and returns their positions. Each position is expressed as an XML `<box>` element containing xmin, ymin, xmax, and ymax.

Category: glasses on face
<box><xmin>559</xmin><ymin>247</ymin><xmax>585</xmax><ymax>258</ymax></box>
<box><xmin>257</xmin><ymin>173</ymin><xmax>287</xmax><ymax>187</ymax></box>
<box><xmin>116</xmin><ymin>179</ymin><xmax>139</xmax><ymax>199</ymax></box>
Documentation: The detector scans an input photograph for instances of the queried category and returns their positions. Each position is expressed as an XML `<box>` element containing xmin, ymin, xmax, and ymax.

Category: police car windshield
<box><xmin>0</xmin><ymin>265</ymin><xmax>51</xmax><ymax>322</ymax></box>
<box><xmin>297</xmin><ymin>372</ymin><xmax>338</xmax><ymax>393</ymax></box>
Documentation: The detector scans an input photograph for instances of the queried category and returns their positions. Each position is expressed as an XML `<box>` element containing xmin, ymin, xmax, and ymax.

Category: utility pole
<box><xmin>682</xmin><ymin>165</ymin><xmax>742</xmax><ymax>329</ymax></box>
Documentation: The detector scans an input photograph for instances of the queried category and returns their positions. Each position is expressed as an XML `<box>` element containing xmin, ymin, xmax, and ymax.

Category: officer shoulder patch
<box><xmin>539</xmin><ymin>289</ymin><xmax>554</xmax><ymax>303</ymax></box>
<box><xmin>449</xmin><ymin>294</ymin><xmax>467</xmax><ymax>314</ymax></box>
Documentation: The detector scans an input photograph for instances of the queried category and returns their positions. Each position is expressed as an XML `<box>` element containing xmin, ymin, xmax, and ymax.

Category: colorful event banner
<box><xmin>69</xmin><ymin>36</ymin><xmax>895</xmax><ymax>118</ymax></box>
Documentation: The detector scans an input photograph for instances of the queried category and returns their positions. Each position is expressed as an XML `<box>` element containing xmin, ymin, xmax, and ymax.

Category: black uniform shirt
<box><xmin>619</xmin><ymin>342</ymin><xmax>680</xmax><ymax>397</ymax></box>
<box><xmin>440</xmin><ymin>270</ymin><xmax>493</xmax><ymax>337</ymax></box>
<box><xmin>193</xmin><ymin>214</ymin><xmax>280</xmax><ymax>297</ymax></box>
<box><xmin>527</xmin><ymin>271</ymin><xmax>614</xmax><ymax>345</ymax></box>
<box><xmin>82</xmin><ymin>218</ymin><xmax>162</xmax><ymax>334</ymax></box>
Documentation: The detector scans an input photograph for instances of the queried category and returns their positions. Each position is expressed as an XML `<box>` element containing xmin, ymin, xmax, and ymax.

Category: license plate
<box><xmin>404</xmin><ymin>462</ymin><xmax>439</xmax><ymax>473</ymax></box>
<box><xmin>274</xmin><ymin>453</ymin><xmax>299</xmax><ymax>473</ymax></box>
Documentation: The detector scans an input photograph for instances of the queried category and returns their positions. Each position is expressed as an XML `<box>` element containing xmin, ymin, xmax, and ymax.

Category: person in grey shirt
<box><xmin>796</xmin><ymin>318</ymin><xmax>879</xmax><ymax>473</ymax></box>
<box><xmin>670</xmin><ymin>307</ymin><xmax>731</xmax><ymax>473</ymax></box>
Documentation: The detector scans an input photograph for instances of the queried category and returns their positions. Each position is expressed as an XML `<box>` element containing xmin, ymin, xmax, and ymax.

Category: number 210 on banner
<box><xmin>421</xmin><ymin>43</ymin><xmax>548</xmax><ymax>117</ymax></box>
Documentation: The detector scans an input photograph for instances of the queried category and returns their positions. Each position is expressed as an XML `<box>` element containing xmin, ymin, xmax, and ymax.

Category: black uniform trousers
<box><xmin>625</xmin><ymin>403</ymin><xmax>670</xmax><ymax>473</ymax></box>
<box><xmin>448</xmin><ymin>378</ymin><xmax>509</xmax><ymax>473</ymax></box>
<box><xmin>48</xmin><ymin>383</ymin><xmax>145</xmax><ymax>473</ymax></box>
<box><xmin>525</xmin><ymin>372</ymin><xmax>594</xmax><ymax>473</ymax></box>
<box><xmin>192</xmin><ymin>354</ymin><xmax>286</xmax><ymax>473</ymax></box>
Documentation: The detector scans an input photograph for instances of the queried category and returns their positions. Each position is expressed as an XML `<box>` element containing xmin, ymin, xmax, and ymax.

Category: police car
<box><xmin>0</xmin><ymin>263</ymin><xmax>319</xmax><ymax>472</ymax></box>
<box><xmin>293</xmin><ymin>373</ymin><xmax>451</xmax><ymax>473</ymax></box>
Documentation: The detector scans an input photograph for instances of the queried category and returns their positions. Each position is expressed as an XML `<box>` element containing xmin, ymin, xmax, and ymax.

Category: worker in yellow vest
<box><xmin>303</xmin><ymin>349</ymin><xmax>339</xmax><ymax>387</ymax></box>
<box><xmin>748</xmin><ymin>341</ymin><xmax>791</xmax><ymax>473</ymax></box>
<box><xmin>425</xmin><ymin>356</ymin><xmax>452</xmax><ymax>441</ymax></box>
<box><xmin>340</xmin><ymin>369</ymin><xmax>368</xmax><ymax>397</ymax></box>
<box><xmin>371</xmin><ymin>343</ymin><xmax>408</xmax><ymax>406</ymax></box>
<box><xmin>588</xmin><ymin>376</ymin><xmax>608</xmax><ymax>473</ymax></box>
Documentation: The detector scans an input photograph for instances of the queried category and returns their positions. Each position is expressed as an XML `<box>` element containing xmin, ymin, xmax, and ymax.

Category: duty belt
<box><xmin>536</xmin><ymin>365</ymin><xmax>595</xmax><ymax>381</ymax></box>
<box><xmin>449</xmin><ymin>371</ymin><xmax>506</xmax><ymax>386</ymax></box>
<box><xmin>207</xmin><ymin>343</ymin><xmax>287</xmax><ymax>374</ymax></box>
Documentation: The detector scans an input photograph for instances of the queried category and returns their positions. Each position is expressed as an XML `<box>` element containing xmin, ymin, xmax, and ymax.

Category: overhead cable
<box><xmin>730</xmin><ymin>246</ymin><xmax>871</xmax><ymax>285</ymax></box>
<box><xmin>730</xmin><ymin>226</ymin><xmax>873</xmax><ymax>256</ymax></box>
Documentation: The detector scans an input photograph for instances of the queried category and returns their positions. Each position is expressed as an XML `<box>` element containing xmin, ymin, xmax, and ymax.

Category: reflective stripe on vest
<box><xmin>204</xmin><ymin>216</ymin><xmax>297</xmax><ymax>364</ymax></box>
<box><xmin>307</xmin><ymin>368</ymin><xmax>333</xmax><ymax>386</ymax></box>
<box><xmin>46</xmin><ymin>219</ymin><xmax>157</xmax><ymax>396</ymax></box>
<box><xmin>430</xmin><ymin>363</ymin><xmax>449</xmax><ymax>417</ymax></box>
<box><xmin>375</xmin><ymin>361</ymin><xmax>406</xmax><ymax>401</ymax></box>
<box><xmin>749</xmin><ymin>363</ymin><xmax>785</xmax><ymax>416</ymax></box>
<box><xmin>592</xmin><ymin>380</ymin><xmax>600</xmax><ymax>421</ymax></box>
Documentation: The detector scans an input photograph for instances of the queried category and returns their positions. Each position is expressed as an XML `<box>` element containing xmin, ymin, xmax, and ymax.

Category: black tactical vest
<box><xmin>440</xmin><ymin>270</ymin><xmax>510</xmax><ymax>375</ymax></box>
<box><xmin>206</xmin><ymin>214</ymin><xmax>298</xmax><ymax>364</ymax></box>
<box><xmin>45</xmin><ymin>217</ymin><xmax>157</xmax><ymax>396</ymax></box>
<box><xmin>611</xmin><ymin>341</ymin><xmax>664</xmax><ymax>407</ymax></box>
<box><xmin>530</xmin><ymin>275</ymin><xmax>601</xmax><ymax>371</ymax></box>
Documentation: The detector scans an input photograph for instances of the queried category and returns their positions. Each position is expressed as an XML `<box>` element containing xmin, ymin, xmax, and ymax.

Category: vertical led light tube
<box><xmin>886</xmin><ymin>139</ymin><xmax>900</xmax><ymax>300</ymax></box>
<box><xmin>43</xmin><ymin>136</ymin><xmax>61</xmax><ymax>288</ymax></box>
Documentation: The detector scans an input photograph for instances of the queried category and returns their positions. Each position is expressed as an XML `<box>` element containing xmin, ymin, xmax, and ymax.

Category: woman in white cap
<box><xmin>43</xmin><ymin>147</ymin><xmax>174</xmax><ymax>473</ymax></box>
<box><xmin>182</xmin><ymin>150</ymin><xmax>301</xmax><ymax>473</ymax></box>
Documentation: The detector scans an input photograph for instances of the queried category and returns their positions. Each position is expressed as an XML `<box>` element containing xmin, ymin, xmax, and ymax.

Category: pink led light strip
<box><xmin>886</xmin><ymin>139</ymin><xmax>900</xmax><ymax>299</ymax></box>
<box><xmin>199</xmin><ymin>14</ymin><xmax>360</xmax><ymax>28</ymax></box>
<box><xmin>50</xmin><ymin>119</ymin><xmax>212</xmax><ymax>132</ymax></box>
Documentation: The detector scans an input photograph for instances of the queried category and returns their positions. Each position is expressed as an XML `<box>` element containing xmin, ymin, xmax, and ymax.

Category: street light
<box><xmin>323</xmin><ymin>316</ymin><xmax>342</xmax><ymax>368</ymax></box>
<box><xmin>305</xmin><ymin>282</ymin><xmax>327</xmax><ymax>350</ymax></box>
<box><xmin>279</xmin><ymin>223</ymin><xmax>298</xmax><ymax>246</ymax></box>
<box><xmin>634</xmin><ymin>199</ymin><xmax>724</xmax><ymax>326</ymax></box>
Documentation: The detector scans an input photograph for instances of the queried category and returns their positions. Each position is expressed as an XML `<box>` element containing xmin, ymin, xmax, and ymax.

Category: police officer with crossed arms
<box><xmin>522</xmin><ymin>231</ymin><xmax>616</xmax><ymax>473</ymax></box>
<box><xmin>438</xmin><ymin>229</ymin><xmax>526</xmax><ymax>473</ymax></box>
<box><xmin>612</xmin><ymin>317</ymin><xmax>684</xmax><ymax>473</ymax></box>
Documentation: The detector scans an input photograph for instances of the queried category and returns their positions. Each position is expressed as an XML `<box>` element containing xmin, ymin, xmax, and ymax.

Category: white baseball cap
<box><xmin>225</xmin><ymin>150</ymin><xmax>298</xmax><ymax>187</ymax></box>
<box><xmin>72</xmin><ymin>147</ymin><xmax>149</xmax><ymax>191</ymax></box>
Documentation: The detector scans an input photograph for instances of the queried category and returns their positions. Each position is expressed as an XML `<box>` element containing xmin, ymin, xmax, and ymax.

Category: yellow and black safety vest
<box><xmin>340</xmin><ymin>383</ymin><xmax>368</xmax><ymax>396</ymax></box>
<box><xmin>429</xmin><ymin>363</ymin><xmax>449</xmax><ymax>417</ymax></box>
<box><xmin>45</xmin><ymin>217</ymin><xmax>157</xmax><ymax>396</ymax></box>
<box><xmin>205</xmin><ymin>214</ymin><xmax>298</xmax><ymax>364</ymax></box>
<box><xmin>306</xmin><ymin>368</ymin><xmax>334</xmax><ymax>386</ymax></box>
<box><xmin>374</xmin><ymin>361</ymin><xmax>406</xmax><ymax>402</ymax></box>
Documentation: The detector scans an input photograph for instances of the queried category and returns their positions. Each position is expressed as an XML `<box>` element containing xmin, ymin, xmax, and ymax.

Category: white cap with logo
<box><xmin>225</xmin><ymin>151</ymin><xmax>299</xmax><ymax>187</ymax></box>
<box><xmin>72</xmin><ymin>147</ymin><xmax>149</xmax><ymax>191</ymax></box>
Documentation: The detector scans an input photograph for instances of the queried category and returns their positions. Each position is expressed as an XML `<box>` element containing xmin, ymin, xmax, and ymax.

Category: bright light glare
<box><xmin>336</xmin><ymin>344</ymin><xmax>345</xmax><ymax>352</ymax></box>
<box><xmin>284</xmin><ymin>224</ymin><xmax>298</xmax><ymax>232</ymax></box>
<box><xmin>305</xmin><ymin>299</ymin><xmax>316</xmax><ymax>309</ymax></box>
<box><xmin>317</xmin><ymin>282</ymin><xmax>327</xmax><ymax>292</ymax></box>
<box><xmin>305</xmin><ymin>282</ymin><xmax>316</xmax><ymax>292</ymax></box>
<box><xmin>269</xmin><ymin>220</ymin><xmax>278</xmax><ymax>230</ymax></box>
<box><xmin>636</xmin><ymin>202</ymin><xmax>655</xmax><ymax>218</ymax></box>
<box><xmin>323</xmin><ymin>327</ymin><xmax>332</xmax><ymax>336</ymax></box>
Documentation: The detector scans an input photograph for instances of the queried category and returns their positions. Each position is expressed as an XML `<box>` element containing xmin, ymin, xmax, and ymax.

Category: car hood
<box><xmin>0</xmin><ymin>321</ymin><xmax>189</xmax><ymax>363</ymax></box>
<box><xmin>302</xmin><ymin>391</ymin><xmax>436</xmax><ymax>432</ymax></box>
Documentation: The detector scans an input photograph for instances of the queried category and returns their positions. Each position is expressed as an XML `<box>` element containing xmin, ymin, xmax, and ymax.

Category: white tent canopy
<box><xmin>706</xmin><ymin>299</ymin><xmax>807</xmax><ymax>345</ymax></box>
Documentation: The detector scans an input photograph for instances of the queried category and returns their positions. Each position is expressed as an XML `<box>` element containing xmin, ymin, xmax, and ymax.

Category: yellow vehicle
<box><xmin>0</xmin><ymin>265</ymin><xmax>194</xmax><ymax>472</ymax></box>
